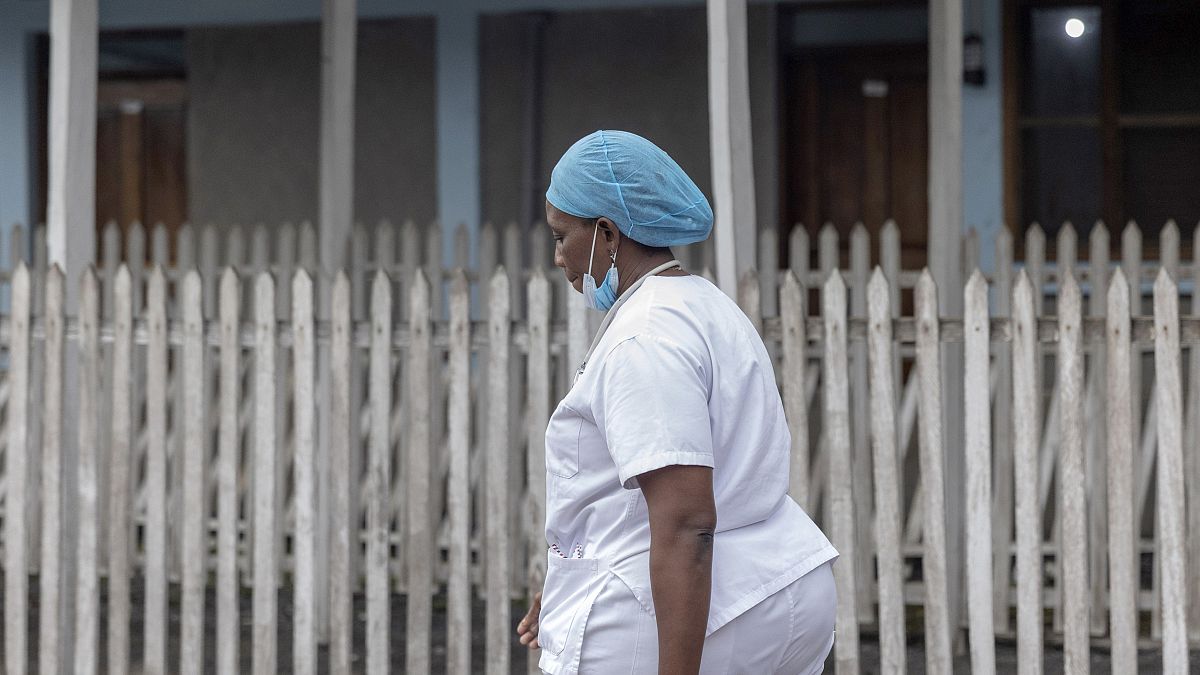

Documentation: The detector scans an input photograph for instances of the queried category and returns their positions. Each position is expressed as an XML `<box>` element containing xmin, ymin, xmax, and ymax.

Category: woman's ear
<box><xmin>596</xmin><ymin>217</ymin><xmax>620</xmax><ymax>251</ymax></box>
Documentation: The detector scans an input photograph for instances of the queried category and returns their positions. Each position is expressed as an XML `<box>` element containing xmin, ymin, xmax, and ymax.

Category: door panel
<box><xmin>95</xmin><ymin>79</ymin><xmax>188</xmax><ymax>263</ymax></box>
<box><xmin>784</xmin><ymin>46</ymin><xmax>928</xmax><ymax>270</ymax></box>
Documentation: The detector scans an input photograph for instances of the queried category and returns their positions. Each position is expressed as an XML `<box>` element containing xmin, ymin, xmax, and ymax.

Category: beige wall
<box><xmin>481</xmin><ymin>5</ymin><xmax>778</xmax><ymax>231</ymax></box>
<box><xmin>186</xmin><ymin>19</ymin><xmax>437</xmax><ymax>228</ymax></box>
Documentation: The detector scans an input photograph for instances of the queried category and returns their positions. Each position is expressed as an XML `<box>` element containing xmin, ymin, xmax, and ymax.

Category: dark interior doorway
<box><xmin>782</xmin><ymin>44</ymin><xmax>929</xmax><ymax>271</ymax></box>
<box><xmin>35</xmin><ymin>31</ymin><xmax>188</xmax><ymax>263</ymax></box>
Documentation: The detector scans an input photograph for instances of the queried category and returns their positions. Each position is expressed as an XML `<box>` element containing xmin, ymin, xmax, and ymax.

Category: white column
<box><xmin>436</xmin><ymin>8</ymin><xmax>480</xmax><ymax>267</ymax></box>
<box><xmin>707</xmin><ymin>0</ymin><xmax>756</xmax><ymax>298</ymax></box>
<box><xmin>47</xmin><ymin>0</ymin><xmax>98</xmax><ymax>293</ymax></box>
<box><xmin>46</xmin><ymin>0</ymin><xmax>99</xmax><ymax>668</ymax></box>
<box><xmin>317</xmin><ymin>0</ymin><xmax>356</xmax><ymax>645</ymax></box>
<box><xmin>929</xmin><ymin>0</ymin><xmax>966</xmax><ymax>643</ymax></box>
<box><xmin>319</xmin><ymin>0</ymin><xmax>357</xmax><ymax>276</ymax></box>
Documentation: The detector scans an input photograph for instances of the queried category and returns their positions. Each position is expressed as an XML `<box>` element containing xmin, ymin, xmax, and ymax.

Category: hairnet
<box><xmin>546</xmin><ymin>130</ymin><xmax>714</xmax><ymax>248</ymax></box>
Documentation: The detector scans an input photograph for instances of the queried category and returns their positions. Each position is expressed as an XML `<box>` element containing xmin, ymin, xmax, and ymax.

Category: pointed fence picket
<box><xmin>0</xmin><ymin>218</ymin><xmax>1197</xmax><ymax>672</ymax></box>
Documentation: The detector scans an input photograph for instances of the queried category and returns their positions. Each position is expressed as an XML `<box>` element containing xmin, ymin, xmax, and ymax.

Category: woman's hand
<box><xmin>517</xmin><ymin>591</ymin><xmax>542</xmax><ymax>650</ymax></box>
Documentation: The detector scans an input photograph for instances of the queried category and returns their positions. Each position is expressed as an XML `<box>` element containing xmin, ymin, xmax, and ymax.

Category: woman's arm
<box><xmin>638</xmin><ymin>465</ymin><xmax>717</xmax><ymax>675</ymax></box>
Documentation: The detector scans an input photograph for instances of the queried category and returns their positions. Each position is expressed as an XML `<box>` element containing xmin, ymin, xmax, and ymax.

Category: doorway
<box><xmin>783</xmin><ymin>45</ymin><xmax>929</xmax><ymax>270</ymax></box>
<box><xmin>35</xmin><ymin>31</ymin><xmax>188</xmax><ymax>263</ymax></box>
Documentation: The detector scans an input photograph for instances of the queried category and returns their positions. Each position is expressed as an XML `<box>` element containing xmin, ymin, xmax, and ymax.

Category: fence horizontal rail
<box><xmin>1</xmin><ymin>312</ymin><xmax>1197</xmax><ymax>348</ymax></box>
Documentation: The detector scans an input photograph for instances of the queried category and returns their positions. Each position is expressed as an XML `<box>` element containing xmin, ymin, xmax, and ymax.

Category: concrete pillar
<box><xmin>436</xmin><ymin>8</ymin><xmax>481</xmax><ymax>268</ymax></box>
<box><xmin>47</xmin><ymin>0</ymin><xmax>98</xmax><ymax>296</ymax></box>
<box><xmin>317</xmin><ymin>0</ymin><xmax>357</xmax><ymax>645</ymax></box>
<box><xmin>319</xmin><ymin>0</ymin><xmax>357</xmax><ymax>276</ymax></box>
<box><xmin>46</xmin><ymin>0</ymin><xmax>99</xmax><ymax>667</ymax></box>
<box><xmin>707</xmin><ymin>0</ymin><xmax>756</xmax><ymax>298</ymax></box>
<box><xmin>929</xmin><ymin>0</ymin><xmax>966</xmax><ymax>646</ymax></box>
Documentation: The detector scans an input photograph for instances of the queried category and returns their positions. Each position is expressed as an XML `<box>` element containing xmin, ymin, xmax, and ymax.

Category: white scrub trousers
<box><xmin>552</xmin><ymin>560</ymin><xmax>837</xmax><ymax>674</ymax></box>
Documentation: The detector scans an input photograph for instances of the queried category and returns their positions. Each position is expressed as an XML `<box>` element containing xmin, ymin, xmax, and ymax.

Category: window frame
<box><xmin>1003</xmin><ymin>0</ymin><xmax>1200</xmax><ymax>258</ymax></box>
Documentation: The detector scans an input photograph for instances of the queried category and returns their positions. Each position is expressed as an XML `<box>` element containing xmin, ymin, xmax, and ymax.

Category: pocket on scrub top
<box><xmin>538</xmin><ymin>554</ymin><xmax>603</xmax><ymax>656</ymax></box>
<box><xmin>545</xmin><ymin>404</ymin><xmax>584</xmax><ymax>479</ymax></box>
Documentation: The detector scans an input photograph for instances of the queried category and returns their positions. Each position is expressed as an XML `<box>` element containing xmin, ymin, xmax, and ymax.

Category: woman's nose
<box><xmin>554</xmin><ymin>247</ymin><xmax>566</xmax><ymax>269</ymax></box>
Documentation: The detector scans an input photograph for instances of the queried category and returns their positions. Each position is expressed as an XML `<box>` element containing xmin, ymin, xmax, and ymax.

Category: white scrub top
<box><xmin>538</xmin><ymin>274</ymin><xmax>837</xmax><ymax>673</ymax></box>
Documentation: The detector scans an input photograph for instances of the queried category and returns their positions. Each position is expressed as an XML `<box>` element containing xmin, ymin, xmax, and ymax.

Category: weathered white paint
<box><xmin>822</xmin><ymin>271</ymin><xmax>859</xmax><ymax>674</ymax></box>
<box><xmin>292</xmin><ymin>271</ymin><xmax>318</xmax><ymax>675</ymax></box>
<box><xmin>217</xmin><ymin>269</ymin><xmax>241</xmax><ymax>675</ymax></box>
<box><xmin>38</xmin><ymin>268</ymin><xmax>65</xmax><ymax>675</ymax></box>
<box><xmin>1087</xmin><ymin>221</ymin><xmax>1110</xmax><ymax>638</ymax></box>
<box><xmin>963</xmin><ymin>269</ymin><xmax>995</xmax><ymax>675</ymax></box>
<box><xmin>1012</xmin><ymin>271</ymin><xmax>1043</xmax><ymax>674</ymax></box>
<box><xmin>867</xmin><ymin>268</ymin><xmax>905</xmax><ymax>675</ymax></box>
<box><xmin>406</xmin><ymin>270</ymin><xmax>434</xmax><ymax>675</ymax></box>
<box><xmin>526</xmin><ymin>268</ymin><xmax>551</xmax><ymax>675</ymax></box>
<box><xmin>329</xmin><ymin>273</ymin><xmax>354</xmax><ymax>675</ymax></box>
<box><xmin>915</xmin><ymin>270</ymin><xmax>952</xmax><ymax>675</ymax></box>
<box><xmin>991</xmin><ymin>227</ymin><xmax>1014</xmax><ymax>633</ymax></box>
<box><xmin>1057</xmin><ymin>272</ymin><xmax>1089</xmax><ymax>674</ymax></box>
<box><xmin>486</xmin><ymin>268</ymin><xmax>512</xmax><ymax>675</ymax></box>
<box><xmin>1106</xmin><ymin>269</ymin><xmax>1137</xmax><ymax>674</ymax></box>
<box><xmin>447</xmin><ymin>270</ymin><xmax>473</xmax><ymax>675</ymax></box>
<box><xmin>707</xmin><ymin>0</ymin><xmax>756</xmax><ymax>297</ymax></box>
<box><xmin>849</xmin><ymin>225</ymin><xmax>873</xmax><ymax>623</ymax></box>
<box><xmin>106</xmin><ymin>265</ymin><xmax>133</xmax><ymax>672</ymax></box>
<box><xmin>252</xmin><ymin>273</ymin><xmax>279</xmax><ymax>675</ymax></box>
<box><xmin>781</xmin><ymin>271</ymin><xmax>809</xmax><ymax>510</ymax></box>
<box><xmin>366</xmin><ymin>271</ymin><xmax>391</xmax><ymax>675</ymax></box>
<box><xmin>143</xmin><ymin>268</ymin><xmax>168</xmax><ymax>675</ymax></box>
<box><xmin>1152</xmin><ymin>270</ymin><xmax>1189</xmax><ymax>673</ymax></box>
<box><xmin>73</xmin><ymin>269</ymin><xmax>100</xmax><ymax>675</ymax></box>
<box><xmin>179</xmin><ymin>272</ymin><xmax>206</xmax><ymax>675</ymax></box>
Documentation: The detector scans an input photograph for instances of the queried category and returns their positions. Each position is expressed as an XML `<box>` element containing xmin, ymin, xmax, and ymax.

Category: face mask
<box><xmin>581</xmin><ymin>221</ymin><xmax>619</xmax><ymax>311</ymax></box>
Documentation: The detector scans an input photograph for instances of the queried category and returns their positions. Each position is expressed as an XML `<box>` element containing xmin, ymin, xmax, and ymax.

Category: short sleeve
<box><xmin>594</xmin><ymin>335</ymin><xmax>714</xmax><ymax>489</ymax></box>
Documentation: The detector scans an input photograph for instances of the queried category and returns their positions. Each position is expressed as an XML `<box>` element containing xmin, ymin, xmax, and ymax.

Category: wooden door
<box><xmin>95</xmin><ymin>79</ymin><xmax>189</xmax><ymax>262</ymax></box>
<box><xmin>35</xmin><ymin>64</ymin><xmax>188</xmax><ymax>263</ymax></box>
<box><xmin>783</xmin><ymin>46</ymin><xmax>929</xmax><ymax>270</ymax></box>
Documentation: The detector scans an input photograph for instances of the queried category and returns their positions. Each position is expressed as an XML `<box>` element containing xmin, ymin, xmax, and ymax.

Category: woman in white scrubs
<box><xmin>517</xmin><ymin>131</ymin><xmax>838</xmax><ymax>674</ymax></box>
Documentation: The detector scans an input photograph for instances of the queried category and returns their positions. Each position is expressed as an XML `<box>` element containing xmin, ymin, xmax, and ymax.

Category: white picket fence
<box><xmin>0</xmin><ymin>216</ymin><xmax>1198</xmax><ymax>673</ymax></box>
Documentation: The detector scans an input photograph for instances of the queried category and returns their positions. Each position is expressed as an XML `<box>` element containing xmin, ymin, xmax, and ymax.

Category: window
<box><xmin>1006</xmin><ymin>0</ymin><xmax>1200</xmax><ymax>249</ymax></box>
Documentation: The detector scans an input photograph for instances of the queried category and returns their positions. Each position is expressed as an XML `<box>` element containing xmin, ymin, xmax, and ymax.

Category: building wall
<box><xmin>2</xmin><ymin>0</ymin><xmax>1007</xmax><ymax>267</ymax></box>
<box><xmin>962</xmin><ymin>0</ymin><xmax>1004</xmax><ymax>271</ymax></box>
<box><xmin>481</xmin><ymin>5</ymin><xmax>779</xmax><ymax>231</ymax></box>
<box><xmin>186</xmin><ymin>18</ymin><xmax>437</xmax><ymax>228</ymax></box>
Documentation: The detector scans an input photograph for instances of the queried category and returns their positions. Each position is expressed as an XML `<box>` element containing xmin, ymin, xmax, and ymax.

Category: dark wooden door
<box><xmin>95</xmin><ymin>79</ymin><xmax>189</xmax><ymax>262</ymax></box>
<box><xmin>783</xmin><ymin>46</ymin><xmax>929</xmax><ymax>270</ymax></box>
<box><xmin>36</xmin><ymin>65</ymin><xmax>188</xmax><ymax>263</ymax></box>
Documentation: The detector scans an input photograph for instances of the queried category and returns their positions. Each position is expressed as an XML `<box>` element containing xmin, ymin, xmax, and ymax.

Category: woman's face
<box><xmin>546</xmin><ymin>201</ymin><xmax>615</xmax><ymax>293</ymax></box>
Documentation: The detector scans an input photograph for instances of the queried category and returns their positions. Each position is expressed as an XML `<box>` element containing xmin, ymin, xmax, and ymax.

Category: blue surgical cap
<box><xmin>546</xmin><ymin>130</ymin><xmax>714</xmax><ymax>248</ymax></box>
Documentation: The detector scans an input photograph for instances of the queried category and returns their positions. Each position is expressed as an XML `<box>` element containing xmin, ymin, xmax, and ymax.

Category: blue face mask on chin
<box><xmin>582</xmin><ymin>221</ymin><xmax>619</xmax><ymax>311</ymax></box>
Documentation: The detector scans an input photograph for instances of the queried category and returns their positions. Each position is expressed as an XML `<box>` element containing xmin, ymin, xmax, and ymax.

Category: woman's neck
<box><xmin>615</xmin><ymin>250</ymin><xmax>683</xmax><ymax>297</ymax></box>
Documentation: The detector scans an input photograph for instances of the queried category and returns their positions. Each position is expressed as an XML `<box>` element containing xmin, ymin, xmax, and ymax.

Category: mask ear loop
<box><xmin>586</xmin><ymin>220</ymin><xmax>600</xmax><ymax>279</ymax></box>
